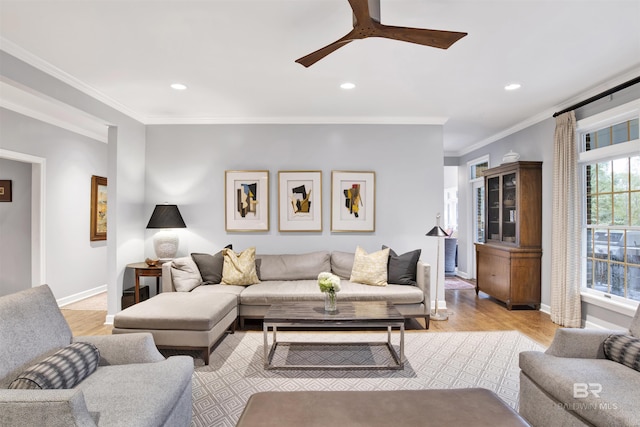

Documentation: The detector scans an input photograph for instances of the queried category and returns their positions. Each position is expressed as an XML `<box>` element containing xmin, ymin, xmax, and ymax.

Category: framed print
<box><xmin>225</xmin><ymin>170</ymin><xmax>269</xmax><ymax>231</ymax></box>
<box><xmin>278</xmin><ymin>170</ymin><xmax>322</xmax><ymax>232</ymax></box>
<box><xmin>331</xmin><ymin>171</ymin><xmax>375</xmax><ymax>232</ymax></box>
<box><xmin>0</xmin><ymin>180</ymin><xmax>12</xmax><ymax>202</ymax></box>
<box><xmin>90</xmin><ymin>175</ymin><xmax>107</xmax><ymax>241</ymax></box>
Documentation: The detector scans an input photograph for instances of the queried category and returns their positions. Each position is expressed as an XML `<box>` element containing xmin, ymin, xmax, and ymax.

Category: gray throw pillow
<box><xmin>383</xmin><ymin>245</ymin><xmax>421</xmax><ymax>286</ymax></box>
<box><xmin>9</xmin><ymin>342</ymin><xmax>100</xmax><ymax>389</ymax></box>
<box><xmin>191</xmin><ymin>244</ymin><xmax>232</xmax><ymax>284</ymax></box>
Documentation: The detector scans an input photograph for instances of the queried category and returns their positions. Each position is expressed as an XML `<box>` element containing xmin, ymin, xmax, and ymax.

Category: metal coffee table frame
<box><xmin>263</xmin><ymin>301</ymin><xmax>405</xmax><ymax>370</ymax></box>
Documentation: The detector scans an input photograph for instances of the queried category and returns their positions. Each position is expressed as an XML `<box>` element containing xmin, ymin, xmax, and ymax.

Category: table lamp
<box><xmin>426</xmin><ymin>213</ymin><xmax>449</xmax><ymax>321</ymax></box>
<box><xmin>146</xmin><ymin>204</ymin><xmax>186</xmax><ymax>260</ymax></box>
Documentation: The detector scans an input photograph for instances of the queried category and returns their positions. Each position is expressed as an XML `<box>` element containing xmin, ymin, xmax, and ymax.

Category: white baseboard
<box><xmin>454</xmin><ymin>270</ymin><xmax>471</xmax><ymax>280</ymax></box>
<box><xmin>539</xmin><ymin>303</ymin><xmax>550</xmax><ymax>314</ymax></box>
<box><xmin>104</xmin><ymin>314</ymin><xmax>114</xmax><ymax>325</ymax></box>
<box><xmin>57</xmin><ymin>285</ymin><xmax>107</xmax><ymax>307</ymax></box>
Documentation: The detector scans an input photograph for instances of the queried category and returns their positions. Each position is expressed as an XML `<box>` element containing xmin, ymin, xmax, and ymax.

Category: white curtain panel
<box><xmin>550</xmin><ymin>111</ymin><xmax>581</xmax><ymax>327</ymax></box>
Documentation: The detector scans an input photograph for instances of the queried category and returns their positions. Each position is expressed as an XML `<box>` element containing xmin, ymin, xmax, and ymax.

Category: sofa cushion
<box><xmin>604</xmin><ymin>334</ymin><xmax>640</xmax><ymax>371</ymax></box>
<box><xmin>191</xmin><ymin>244</ymin><xmax>232</xmax><ymax>284</ymax></box>
<box><xmin>350</xmin><ymin>246</ymin><xmax>389</xmax><ymax>287</ymax></box>
<box><xmin>222</xmin><ymin>247</ymin><xmax>260</xmax><ymax>286</ymax></box>
<box><xmin>256</xmin><ymin>251</ymin><xmax>330</xmax><ymax>281</ymax></box>
<box><xmin>9</xmin><ymin>342</ymin><xmax>99</xmax><ymax>390</ymax></box>
<box><xmin>171</xmin><ymin>257</ymin><xmax>202</xmax><ymax>292</ymax></box>
<box><xmin>519</xmin><ymin>350</ymin><xmax>640</xmax><ymax>427</ymax></box>
<box><xmin>383</xmin><ymin>246</ymin><xmax>421</xmax><ymax>286</ymax></box>
<box><xmin>114</xmin><ymin>292</ymin><xmax>237</xmax><ymax>331</ymax></box>
<box><xmin>77</xmin><ymin>356</ymin><xmax>193</xmax><ymax>427</ymax></box>
<box><xmin>331</xmin><ymin>251</ymin><xmax>355</xmax><ymax>279</ymax></box>
<box><xmin>239</xmin><ymin>280</ymin><xmax>424</xmax><ymax>305</ymax></box>
<box><xmin>0</xmin><ymin>285</ymin><xmax>74</xmax><ymax>388</ymax></box>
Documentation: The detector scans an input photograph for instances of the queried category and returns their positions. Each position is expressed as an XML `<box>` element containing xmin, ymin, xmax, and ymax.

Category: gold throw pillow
<box><xmin>221</xmin><ymin>247</ymin><xmax>260</xmax><ymax>286</ymax></box>
<box><xmin>350</xmin><ymin>246</ymin><xmax>389</xmax><ymax>286</ymax></box>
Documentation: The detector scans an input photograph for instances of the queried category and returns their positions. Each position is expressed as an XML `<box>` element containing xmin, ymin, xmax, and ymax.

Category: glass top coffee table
<box><xmin>263</xmin><ymin>301</ymin><xmax>405</xmax><ymax>370</ymax></box>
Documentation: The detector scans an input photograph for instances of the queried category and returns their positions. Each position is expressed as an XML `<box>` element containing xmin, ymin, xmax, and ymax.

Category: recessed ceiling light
<box><xmin>340</xmin><ymin>82</ymin><xmax>356</xmax><ymax>90</ymax></box>
<box><xmin>171</xmin><ymin>83</ymin><xmax>187</xmax><ymax>90</ymax></box>
<box><xmin>504</xmin><ymin>83</ymin><xmax>521</xmax><ymax>91</ymax></box>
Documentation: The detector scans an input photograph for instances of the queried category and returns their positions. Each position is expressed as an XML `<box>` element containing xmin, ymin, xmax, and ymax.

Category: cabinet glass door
<box><xmin>487</xmin><ymin>176</ymin><xmax>500</xmax><ymax>242</ymax></box>
<box><xmin>502</xmin><ymin>172</ymin><xmax>517</xmax><ymax>244</ymax></box>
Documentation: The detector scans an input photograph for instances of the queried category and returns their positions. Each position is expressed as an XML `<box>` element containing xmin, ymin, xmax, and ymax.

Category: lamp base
<box><xmin>430</xmin><ymin>310</ymin><xmax>449</xmax><ymax>321</ymax></box>
<box><xmin>153</xmin><ymin>230</ymin><xmax>179</xmax><ymax>260</ymax></box>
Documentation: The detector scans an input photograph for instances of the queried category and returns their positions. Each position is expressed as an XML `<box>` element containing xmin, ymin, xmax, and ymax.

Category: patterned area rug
<box><xmin>445</xmin><ymin>276</ymin><xmax>476</xmax><ymax>290</ymax></box>
<box><xmin>190</xmin><ymin>330</ymin><xmax>544</xmax><ymax>426</ymax></box>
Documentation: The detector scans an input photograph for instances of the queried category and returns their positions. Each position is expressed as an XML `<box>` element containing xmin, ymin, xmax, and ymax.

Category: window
<box><xmin>579</xmin><ymin>102</ymin><xmax>640</xmax><ymax>304</ymax></box>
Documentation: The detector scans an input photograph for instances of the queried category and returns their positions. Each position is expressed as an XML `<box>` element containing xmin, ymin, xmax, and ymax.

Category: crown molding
<box><xmin>1</xmin><ymin>37</ymin><xmax>145</xmax><ymax>123</ymax></box>
<box><xmin>144</xmin><ymin>116</ymin><xmax>449</xmax><ymax>125</ymax></box>
<box><xmin>451</xmin><ymin>66</ymin><xmax>640</xmax><ymax>158</ymax></box>
<box><xmin>0</xmin><ymin>77</ymin><xmax>109</xmax><ymax>143</ymax></box>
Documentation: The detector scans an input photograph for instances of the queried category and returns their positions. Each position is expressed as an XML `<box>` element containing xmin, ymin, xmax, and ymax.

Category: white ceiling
<box><xmin>1</xmin><ymin>0</ymin><xmax>639</xmax><ymax>155</ymax></box>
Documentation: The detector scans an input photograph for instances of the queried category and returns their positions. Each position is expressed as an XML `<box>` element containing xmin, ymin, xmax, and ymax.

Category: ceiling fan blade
<box><xmin>348</xmin><ymin>0</ymin><xmax>373</xmax><ymax>24</ymax></box>
<box><xmin>374</xmin><ymin>23</ymin><xmax>467</xmax><ymax>49</ymax></box>
<box><xmin>295</xmin><ymin>31</ymin><xmax>359</xmax><ymax>67</ymax></box>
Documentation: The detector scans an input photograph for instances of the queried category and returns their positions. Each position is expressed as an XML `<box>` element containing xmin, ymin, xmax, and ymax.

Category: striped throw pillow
<box><xmin>9</xmin><ymin>342</ymin><xmax>100</xmax><ymax>389</ymax></box>
<box><xmin>603</xmin><ymin>334</ymin><xmax>640</xmax><ymax>372</ymax></box>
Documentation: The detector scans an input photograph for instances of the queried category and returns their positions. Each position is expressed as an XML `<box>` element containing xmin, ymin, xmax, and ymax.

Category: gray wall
<box><xmin>455</xmin><ymin>83</ymin><xmax>640</xmax><ymax>329</ymax></box>
<box><xmin>0</xmin><ymin>158</ymin><xmax>31</xmax><ymax>296</ymax></box>
<box><xmin>145</xmin><ymin>123</ymin><xmax>446</xmax><ymax>306</ymax></box>
<box><xmin>1</xmin><ymin>51</ymin><xmax>146</xmax><ymax>317</ymax></box>
<box><xmin>0</xmin><ymin>108</ymin><xmax>108</xmax><ymax>299</ymax></box>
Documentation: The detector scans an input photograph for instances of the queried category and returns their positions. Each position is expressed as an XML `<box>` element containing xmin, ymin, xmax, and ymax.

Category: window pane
<box><xmin>628</xmin><ymin>230</ymin><xmax>640</xmax><ymax>265</ymax></box>
<box><xmin>631</xmin><ymin>118</ymin><xmax>639</xmax><ymax>141</ymax></box>
<box><xmin>613</xmin><ymin>193</ymin><xmax>628</xmax><ymax>225</ymax></box>
<box><xmin>597</xmin><ymin>194</ymin><xmax>612</xmax><ymax>225</ymax></box>
<box><xmin>597</xmin><ymin>161</ymin><xmax>612</xmax><ymax>193</ymax></box>
<box><xmin>586</xmin><ymin>258</ymin><xmax>594</xmax><ymax>288</ymax></box>
<box><xmin>632</xmin><ymin>192</ymin><xmax>640</xmax><ymax>226</ymax></box>
<box><xmin>628</xmin><ymin>266</ymin><xmax>640</xmax><ymax>301</ymax></box>
<box><xmin>610</xmin><ymin>264</ymin><xmax>625</xmax><ymax>297</ymax></box>
<box><xmin>586</xmin><ymin>228</ymin><xmax>594</xmax><ymax>258</ymax></box>
<box><xmin>610</xmin><ymin>230</ymin><xmax>625</xmax><ymax>262</ymax></box>
<box><xmin>613</xmin><ymin>158</ymin><xmax>629</xmax><ymax>192</ymax></box>
<box><xmin>593</xmin><ymin>260</ymin><xmax>608</xmax><ymax>292</ymax></box>
<box><xmin>594</xmin><ymin>229</ymin><xmax>610</xmax><ymax>260</ymax></box>
<box><xmin>631</xmin><ymin>156</ymin><xmax>640</xmax><ymax>191</ymax></box>
<box><xmin>596</xmin><ymin>128</ymin><xmax>610</xmax><ymax>148</ymax></box>
<box><xmin>612</xmin><ymin>122</ymin><xmax>629</xmax><ymax>145</ymax></box>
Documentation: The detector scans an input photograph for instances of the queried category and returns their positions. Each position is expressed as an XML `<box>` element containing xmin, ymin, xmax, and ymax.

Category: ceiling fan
<box><xmin>296</xmin><ymin>0</ymin><xmax>467</xmax><ymax>67</ymax></box>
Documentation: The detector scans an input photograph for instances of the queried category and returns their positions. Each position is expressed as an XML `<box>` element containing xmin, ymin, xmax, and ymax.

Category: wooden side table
<box><xmin>126</xmin><ymin>262</ymin><xmax>162</xmax><ymax>304</ymax></box>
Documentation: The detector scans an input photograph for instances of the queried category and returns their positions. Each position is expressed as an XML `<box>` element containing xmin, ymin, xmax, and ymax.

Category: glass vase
<box><xmin>324</xmin><ymin>291</ymin><xmax>337</xmax><ymax>312</ymax></box>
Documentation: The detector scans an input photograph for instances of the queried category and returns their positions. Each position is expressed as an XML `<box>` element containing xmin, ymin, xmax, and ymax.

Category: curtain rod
<box><xmin>552</xmin><ymin>76</ymin><xmax>640</xmax><ymax>118</ymax></box>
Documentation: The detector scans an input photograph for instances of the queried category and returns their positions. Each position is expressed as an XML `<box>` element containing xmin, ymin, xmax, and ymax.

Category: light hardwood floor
<box><xmin>61</xmin><ymin>286</ymin><xmax>560</xmax><ymax>346</ymax></box>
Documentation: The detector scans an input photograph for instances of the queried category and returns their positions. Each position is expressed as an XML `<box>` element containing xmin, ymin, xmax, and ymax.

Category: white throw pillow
<box><xmin>350</xmin><ymin>246</ymin><xmax>389</xmax><ymax>287</ymax></box>
<box><xmin>170</xmin><ymin>257</ymin><xmax>202</xmax><ymax>292</ymax></box>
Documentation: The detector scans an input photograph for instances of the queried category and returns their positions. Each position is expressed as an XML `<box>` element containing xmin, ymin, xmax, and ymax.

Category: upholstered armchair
<box><xmin>0</xmin><ymin>285</ymin><xmax>194</xmax><ymax>427</ymax></box>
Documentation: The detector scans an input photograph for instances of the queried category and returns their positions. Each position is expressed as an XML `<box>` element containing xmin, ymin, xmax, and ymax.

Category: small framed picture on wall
<box><xmin>225</xmin><ymin>170</ymin><xmax>269</xmax><ymax>232</ymax></box>
<box><xmin>90</xmin><ymin>175</ymin><xmax>107</xmax><ymax>241</ymax></box>
<box><xmin>0</xmin><ymin>180</ymin><xmax>12</xmax><ymax>202</ymax></box>
<box><xmin>278</xmin><ymin>170</ymin><xmax>322</xmax><ymax>232</ymax></box>
<box><xmin>331</xmin><ymin>171</ymin><xmax>375</xmax><ymax>232</ymax></box>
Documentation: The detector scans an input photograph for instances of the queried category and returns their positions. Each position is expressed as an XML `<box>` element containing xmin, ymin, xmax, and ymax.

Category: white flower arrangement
<box><xmin>317</xmin><ymin>272</ymin><xmax>341</xmax><ymax>294</ymax></box>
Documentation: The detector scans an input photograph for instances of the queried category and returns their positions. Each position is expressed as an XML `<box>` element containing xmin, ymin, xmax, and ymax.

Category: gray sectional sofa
<box><xmin>162</xmin><ymin>250</ymin><xmax>431</xmax><ymax>329</ymax></box>
<box><xmin>0</xmin><ymin>285</ymin><xmax>193</xmax><ymax>427</ymax></box>
<box><xmin>519</xmin><ymin>305</ymin><xmax>640</xmax><ymax>427</ymax></box>
<box><xmin>113</xmin><ymin>249</ymin><xmax>430</xmax><ymax>365</ymax></box>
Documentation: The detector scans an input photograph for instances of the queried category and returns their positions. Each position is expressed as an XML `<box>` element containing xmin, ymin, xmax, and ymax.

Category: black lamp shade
<box><xmin>146</xmin><ymin>205</ymin><xmax>187</xmax><ymax>229</ymax></box>
<box><xmin>426</xmin><ymin>225</ymin><xmax>449</xmax><ymax>237</ymax></box>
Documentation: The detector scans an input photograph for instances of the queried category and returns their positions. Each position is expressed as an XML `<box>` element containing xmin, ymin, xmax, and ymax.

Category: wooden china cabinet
<box><xmin>475</xmin><ymin>161</ymin><xmax>542</xmax><ymax>309</ymax></box>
